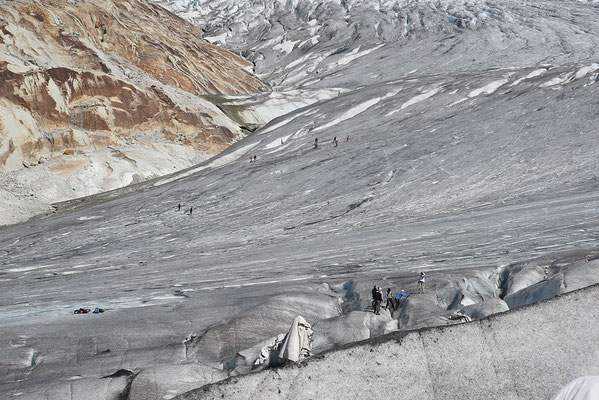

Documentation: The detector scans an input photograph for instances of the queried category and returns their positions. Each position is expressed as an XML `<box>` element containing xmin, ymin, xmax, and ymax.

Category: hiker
<box><xmin>314</xmin><ymin>138</ymin><xmax>318</xmax><ymax>149</ymax></box>
<box><xmin>371</xmin><ymin>285</ymin><xmax>378</xmax><ymax>309</ymax></box>
<box><xmin>253</xmin><ymin>155</ymin><xmax>257</xmax><ymax>161</ymax></box>
<box><xmin>418</xmin><ymin>272</ymin><xmax>426</xmax><ymax>293</ymax></box>
<box><xmin>333</xmin><ymin>136</ymin><xmax>338</xmax><ymax>147</ymax></box>
<box><xmin>395</xmin><ymin>289</ymin><xmax>409</xmax><ymax>308</ymax></box>
<box><xmin>384</xmin><ymin>288</ymin><xmax>395</xmax><ymax>311</ymax></box>
<box><xmin>188</xmin><ymin>207</ymin><xmax>193</xmax><ymax>216</ymax></box>
<box><xmin>250</xmin><ymin>156</ymin><xmax>253</xmax><ymax>163</ymax></box>
<box><xmin>346</xmin><ymin>135</ymin><xmax>349</xmax><ymax>142</ymax></box>
<box><xmin>178</xmin><ymin>203</ymin><xmax>181</xmax><ymax>211</ymax></box>
<box><xmin>374</xmin><ymin>287</ymin><xmax>383</xmax><ymax>315</ymax></box>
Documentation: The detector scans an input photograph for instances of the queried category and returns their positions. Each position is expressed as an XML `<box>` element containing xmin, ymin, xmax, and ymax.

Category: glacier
<box><xmin>2</xmin><ymin>0</ymin><xmax>599</xmax><ymax>398</ymax></box>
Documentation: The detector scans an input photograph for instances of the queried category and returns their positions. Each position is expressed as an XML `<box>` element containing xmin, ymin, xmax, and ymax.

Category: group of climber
<box><xmin>246</xmin><ymin>134</ymin><xmax>348</xmax><ymax>165</ymax></box>
<box><xmin>313</xmin><ymin>135</ymin><xmax>349</xmax><ymax>149</ymax></box>
<box><xmin>178</xmin><ymin>203</ymin><xmax>193</xmax><ymax>216</ymax></box>
<box><xmin>371</xmin><ymin>272</ymin><xmax>426</xmax><ymax>315</ymax></box>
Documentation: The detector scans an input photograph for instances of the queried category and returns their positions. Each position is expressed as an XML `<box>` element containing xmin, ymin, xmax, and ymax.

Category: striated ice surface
<box><xmin>3</xmin><ymin>0</ymin><xmax>599</xmax><ymax>398</ymax></box>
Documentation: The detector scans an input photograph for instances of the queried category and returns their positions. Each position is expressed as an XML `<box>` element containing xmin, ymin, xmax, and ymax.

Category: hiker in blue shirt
<box><xmin>395</xmin><ymin>289</ymin><xmax>409</xmax><ymax>308</ymax></box>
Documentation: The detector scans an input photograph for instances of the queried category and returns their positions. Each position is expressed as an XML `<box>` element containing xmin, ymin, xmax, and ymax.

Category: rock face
<box><xmin>0</xmin><ymin>0</ymin><xmax>266</xmax><ymax>225</ymax></box>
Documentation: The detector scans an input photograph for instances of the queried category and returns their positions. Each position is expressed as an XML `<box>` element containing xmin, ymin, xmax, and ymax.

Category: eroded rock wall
<box><xmin>0</xmin><ymin>0</ymin><xmax>267</xmax><ymax>224</ymax></box>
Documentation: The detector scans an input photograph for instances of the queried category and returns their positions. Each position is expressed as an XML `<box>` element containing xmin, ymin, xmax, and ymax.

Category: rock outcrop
<box><xmin>0</xmin><ymin>0</ymin><xmax>266</xmax><ymax>224</ymax></box>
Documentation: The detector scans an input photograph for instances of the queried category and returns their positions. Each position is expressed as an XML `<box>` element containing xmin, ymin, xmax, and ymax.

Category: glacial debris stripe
<box><xmin>0</xmin><ymin>0</ymin><xmax>266</xmax><ymax>225</ymax></box>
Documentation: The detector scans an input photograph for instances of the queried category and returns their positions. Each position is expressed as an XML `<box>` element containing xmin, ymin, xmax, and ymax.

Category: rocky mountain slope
<box><xmin>0</xmin><ymin>0</ymin><xmax>266</xmax><ymax>225</ymax></box>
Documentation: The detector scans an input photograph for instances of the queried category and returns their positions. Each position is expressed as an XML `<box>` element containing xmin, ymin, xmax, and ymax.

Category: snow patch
<box><xmin>575</xmin><ymin>63</ymin><xmax>599</xmax><ymax>79</ymax></box>
<box><xmin>446</xmin><ymin>97</ymin><xmax>469</xmax><ymax>107</ymax></box>
<box><xmin>285</xmin><ymin>53</ymin><xmax>313</xmax><ymax>70</ymax></box>
<box><xmin>541</xmin><ymin>76</ymin><xmax>568</xmax><ymax>88</ymax></box>
<box><xmin>77</xmin><ymin>215</ymin><xmax>103</xmax><ymax>221</ymax></box>
<box><xmin>204</xmin><ymin>32</ymin><xmax>228</xmax><ymax>44</ymax></box>
<box><xmin>468</xmin><ymin>79</ymin><xmax>508</xmax><ymax>97</ymax></box>
<box><xmin>273</xmin><ymin>40</ymin><xmax>300</xmax><ymax>56</ymax></box>
<box><xmin>400</xmin><ymin>87</ymin><xmax>442</xmax><ymax>110</ymax></box>
<box><xmin>8</xmin><ymin>265</ymin><xmax>54</xmax><ymax>273</ymax></box>
<box><xmin>154</xmin><ymin>142</ymin><xmax>259</xmax><ymax>186</ymax></box>
<box><xmin>327</xmin><ymin>44</ymin><xmax>384</xmax><ymax>69</ymax></box>
<box><xmin>511</xmin><ymin>68</ymin><xmax>547</xmax><ymax>86</ymax></box>
<box><xmin>299</xmin><ymin>35</ymin><xmax>320</xmax><ymax>48</ymax></box>
<box><xmin>314</xmin><ymin>97</ymin><xmax>382</xmax><ymax>131</ymax></box>
<box><xmin>265</xmin><ymin>135</ymin><xmax>292</xmax><ymax>149</ymax></box>
<box><xmin>258</xmin><ymin>109</ymin><xmax>310</xmax><ymax>135</ymax></box>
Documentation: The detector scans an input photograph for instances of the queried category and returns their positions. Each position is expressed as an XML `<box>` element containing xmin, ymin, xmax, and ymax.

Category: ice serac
<box><xmin>184</xmin><ymin>293</ymin><xmax>341</xmax><ymax>364</ymax></box>
<box><xmin>155</xmin><ymin>0</ymin><xmax>599</xmax><ymax>89</ymax></box>
<box><xmin>175</xmin><ymin>284</ymin><xmax>599</xmax><ymax>400</ymax></box>
<box><xmin>0</xmin><ymin>0</ymin><xmax>266</xmax><ymax>225</ymax></box>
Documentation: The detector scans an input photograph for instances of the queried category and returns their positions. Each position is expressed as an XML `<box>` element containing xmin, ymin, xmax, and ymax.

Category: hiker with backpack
<box><xmin>384</xmin><ymin>288</ymin><xmax>395</xmax><ymax>311</ymax></box>
<box><xmin>374</xmin><ymin>287</ymin><xmax>383</xmax><ymax>315</ymax></box>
